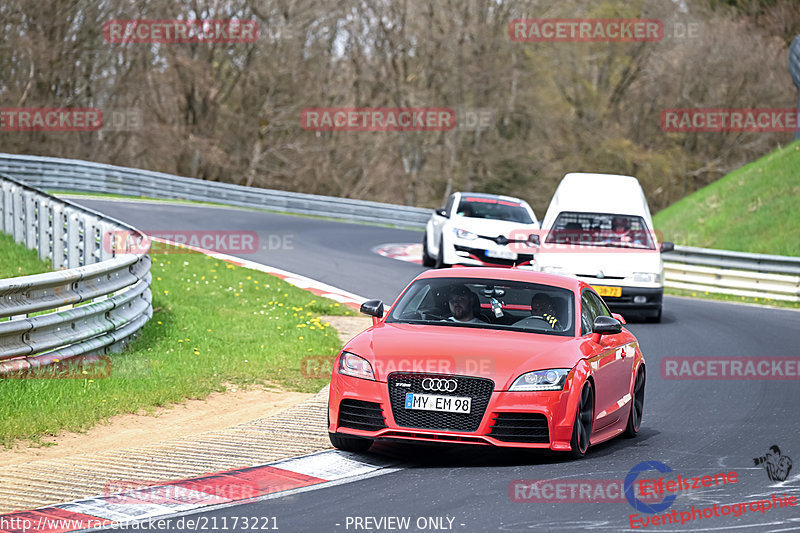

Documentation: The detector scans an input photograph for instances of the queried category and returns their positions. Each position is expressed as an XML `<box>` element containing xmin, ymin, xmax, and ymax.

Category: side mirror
<box><xmin>611</xmin><ymin>312</ymin><xmax>626</xmax><ymax>325</ymax></box>
<box><xmin>591</xmin><ymin>315</ymin><xmax>622</xmax><ymax>343</ymax></box>
<box><xmin>435</xmin><ymin>208</ymin><xmax>447</xmax><ymax>217</ymax></box>
<box><xmin>360</xmin><ymin>299</ymin><xmax>384</xmax><ymax>318</ymax></box>
<box><xmin>660</xmin><ymin>241</ymin><xmax>674</xmax><ymax>253</ymax></box>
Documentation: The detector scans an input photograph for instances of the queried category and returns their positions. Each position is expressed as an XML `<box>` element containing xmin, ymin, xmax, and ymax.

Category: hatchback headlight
<box><xmin>509</xmin><ymin>369</ymin><xmax>570</xmax><ymax>391</ymax></box>
<box><xmin>453</xmin><ymin>227</ymin><xmax>478</xmax><ymax>240</ymax></box>
<box><xmin>338</xmin><ymin>351</ymin><xmax>375</xmax><ymax>380</ymax></box>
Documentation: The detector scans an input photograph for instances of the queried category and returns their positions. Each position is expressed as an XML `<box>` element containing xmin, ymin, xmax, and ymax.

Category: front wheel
<box><xmin>434</xmin><ymin>240</ymin><xmax>449</xmax><ymax>269</ymax></box>
<box><xmin>329</xmin><ymin>432</ymin><xmax>373</xmax><ymax>453</ymax></box>
<box><xmin>645</xmin><ymin>306</ymin><xmax>662</xmax><ymax>323</ymax></box>
<box><xmin>623</xmin><ymin>367</ymin><xmax>645</xmax><ymax>438</ymax></box>
<box><xmin>421</xmin><ymin>232</ymin><xmax>435</xmax><ymax>267</ymax></box>
<box><xmin>569</xmin><ymin>381</ymin><xmax>594</xmax><ymax>458</ymax></box>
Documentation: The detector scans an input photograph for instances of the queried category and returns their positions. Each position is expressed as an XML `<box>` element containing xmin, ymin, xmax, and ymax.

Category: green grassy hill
<box><xmin>653</xmin><ymin>141</ymin><xmax>800</xmax><ymax>257</ymax></box>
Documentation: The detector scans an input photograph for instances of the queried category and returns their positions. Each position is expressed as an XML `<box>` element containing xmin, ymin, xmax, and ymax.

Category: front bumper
<box><xmin>593</xmin><ymin>285</ymin><xmax>663</xmax><ymax>311</ymax></box>
<box><xmin>329</xmin><ymin>373</ymin><xmax>578</xmax><ymax>450</ymax></box>
<box><xmin>451</xmin><ymin>244</ymin><xmax>534</xmax><ymax>267</ymax></box>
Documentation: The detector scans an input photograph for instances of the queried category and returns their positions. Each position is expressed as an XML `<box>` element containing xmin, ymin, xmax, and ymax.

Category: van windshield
<box><xmin>545</xmin><ymin>212</ymin><xmax>656</xmax><ymax>250</ymax></box>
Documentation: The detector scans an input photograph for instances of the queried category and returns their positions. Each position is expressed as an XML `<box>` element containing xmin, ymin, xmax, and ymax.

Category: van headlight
<box><xmin>632</xmin><ymin>272</ymin><xmax>658</xmax><ymax>283</ymax></box>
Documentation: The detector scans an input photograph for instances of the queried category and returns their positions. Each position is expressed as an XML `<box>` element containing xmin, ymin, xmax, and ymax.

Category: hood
<box><xmin>343</xmin><ymin>322</ymin><xmax>583</xmax><ymax>390</ymax></box>
<box><xmin>534</xmin><ymin>250</ymin><xmax>662</xmax><ymax>278</ymax></box>
<box><xmin>448</xmin><ymin>216</ymin><xmax>538</xmax><ymax>238</ymax></box>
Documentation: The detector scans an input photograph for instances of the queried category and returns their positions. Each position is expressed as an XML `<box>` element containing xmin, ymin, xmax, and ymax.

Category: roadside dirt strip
<box><xmin>0</xmin><ymin>386</ymin><xmax>336</xmax><ymax>514</ymax></box>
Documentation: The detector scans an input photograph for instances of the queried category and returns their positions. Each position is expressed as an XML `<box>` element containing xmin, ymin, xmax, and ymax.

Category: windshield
<box><xmin>456</xmin><ymin>197</ymin><xmax>534</xmax><ymax>224</ymax></box>
<box><xmin>545</xmin><ymin>211</ymin><xmax>655</xmax><ymax>250</ymax></box>
<box><xmin>386</xmin><ymin>277</ymin><xmax>574</xmax><ymax>337</ymax></box>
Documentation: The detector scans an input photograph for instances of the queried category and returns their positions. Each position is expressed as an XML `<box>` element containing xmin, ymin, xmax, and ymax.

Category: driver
<box><xmin>447</xmin><ymin>285</ymin><xmax>485</xmax><ymax>324</ymax></box>
<box><xmin>530</xmin><ymin>293</ymin><xmax>560</xmax><ymax>329</ymax></box>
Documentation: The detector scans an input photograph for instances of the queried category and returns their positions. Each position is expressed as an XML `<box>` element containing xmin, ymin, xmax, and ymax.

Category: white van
<box><xmin>534</xmin><ymin>173</ymin><xmax>673</xmax><ymax>322</ymax></box>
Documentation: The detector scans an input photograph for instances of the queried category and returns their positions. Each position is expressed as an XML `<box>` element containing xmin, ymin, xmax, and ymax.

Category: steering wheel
<box><xmin>513</xmin><ymin>315</ymin><xmax>556</xmax><ymax>328</ymax></box>
<box><xmin>418</xmin><ymin>307</ymin><xmax>447</xmax><ymax>321</ymax></box>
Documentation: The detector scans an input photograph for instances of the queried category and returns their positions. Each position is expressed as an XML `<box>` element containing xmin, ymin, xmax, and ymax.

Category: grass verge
<box><xmin>0</xmin><ymin>233</ymin><xmax>52</xmax><ymax>279</ymax></box>
<box><xmin>665</xmin><ymin>287</ymin><xmax>800</xmax><ymax>310</ymax></box>
<box><xmin>653</xmin><ymin>141</ymin><xmax>800</xmax><ymax>256</ymax></box>
<box><xmin>0</xmin><ymin>250</ymin><xmax>353</xmax><ymax>448</ymax></box>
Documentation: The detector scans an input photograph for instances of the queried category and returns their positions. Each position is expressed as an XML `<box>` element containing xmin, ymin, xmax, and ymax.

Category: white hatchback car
<box><xmin>423</xmin><ymin>192</ymin><xmax>539</xmax><ymax>268</ymax></box>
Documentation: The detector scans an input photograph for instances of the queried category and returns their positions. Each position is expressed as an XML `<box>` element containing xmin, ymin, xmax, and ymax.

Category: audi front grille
<box><xmin>387</xmin><ymin>372</ymin><xmax>494</xmax><ymax>432</ymax></box>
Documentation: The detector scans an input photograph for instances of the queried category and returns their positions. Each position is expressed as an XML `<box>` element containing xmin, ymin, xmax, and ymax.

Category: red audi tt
<box><xmin>327</xmin><ymin>267</ymin><xmax>645</xmax><ymax>458</ymax></box>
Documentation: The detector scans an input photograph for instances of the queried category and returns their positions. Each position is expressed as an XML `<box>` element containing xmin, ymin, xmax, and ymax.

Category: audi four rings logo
<box><xmin>422</xmin><ymin>378</ymin><xmax>458</xmax><ymax>392</ymax></box>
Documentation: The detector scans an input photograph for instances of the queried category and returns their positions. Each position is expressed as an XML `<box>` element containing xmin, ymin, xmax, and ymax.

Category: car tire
<box><xmin>645</xmin><ymin>307</ymin><xmax>662</xmax><ymax>323</ymax></box>
<box><xmin>434</xmin><ymin>240</ymin><xmax>448</xmax><ymax>269</ymax></box>
<box><xmin>421</xmin><ymin>232</ymin><xmax>435</xmax><ymax>267</ymax></box>
<box><xmin>623</xmin><ymin>366</ymin><xmax>645</xmax><ymax>438</ymax></box>
<box><xmin>329</xmin><ymin>432</ymin><xmax>373</xmax><ymax>453</ymax></box>
<box><xmin>569</xmin><ymin>381</ymin><xmax>594</xmax><ymax>459</ymax></box>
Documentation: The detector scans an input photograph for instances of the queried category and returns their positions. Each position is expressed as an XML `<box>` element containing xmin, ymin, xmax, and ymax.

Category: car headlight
<box><xmin>509</xmin><ymin>369</ymin><xmax>570</xmax><ymax>391</ymax></box>
<box><xmin>632</xmin><ymin>272</ymin><xmax>658</xmax><ymax>283</ymax></box>
<box><xmin>338</xmin><ymin>351</ymin><xmax>375</xmax><ymax>380</ymax></box>
<box><xmin>453</xmin><ymin>227</ymin><xmax>478</xmax><ymax>240</ymax></box>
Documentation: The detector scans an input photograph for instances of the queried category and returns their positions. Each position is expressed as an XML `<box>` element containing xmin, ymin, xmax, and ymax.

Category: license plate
<box><xmin>486</xmin><ymin>249</ymin><xmax>517</xmax><ymax>260</ymax></box>
<box><xmin>593</xmin><ymin>285</ymin><xmax>622</xmax><ymax>298</ymax></box>
<box><xmin>405</xmin><ymin>393</ymin><xmax>471</xmax><ymax>414</ymax></box>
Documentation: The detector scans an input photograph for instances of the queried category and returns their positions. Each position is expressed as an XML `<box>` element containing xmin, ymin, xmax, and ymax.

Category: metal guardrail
<box><xmin>0</xmin><ymin>153</ymin><xmax>432</xmax><ymax>228</ymax></box>
<box><xmin>663</xmin><ymin>247</ymin><xmax>800</xmax><ymax>302</ymax></box>
<box><xmin>0</xmin><ymin>172</ymin><xmax>152</xmax><ymax>375</ymax></box>
<box><xmin>0</xmin><ymin>153</ymin><xmax>797</xmax><ymax>303</ymax></box>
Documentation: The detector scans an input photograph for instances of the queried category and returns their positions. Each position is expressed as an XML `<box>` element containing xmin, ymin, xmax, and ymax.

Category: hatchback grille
<box><xmin>388</xmin><ymin>373</ymin><xmax>494</xmax><ymax>432</ymax></box>
<box><xmin>488</xmin><ymin>412</ymin><xmax>549</xmax><ymax>443</ymax></box>
<box><xmin>338</xmin><ymin>399</ymin><xmax>387</xmax><ymax>432</ymax></box>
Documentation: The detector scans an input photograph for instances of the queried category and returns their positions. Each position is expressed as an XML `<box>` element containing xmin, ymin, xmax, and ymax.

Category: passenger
<box><xmin>447</xmin><ymin>285</ymin><xmax>485</xmax><ymax>324</ymax></box>
<box><xmin>530</xmin><ymin>293</ymin><xmax>561</xmax><ymax>329</ymax></box>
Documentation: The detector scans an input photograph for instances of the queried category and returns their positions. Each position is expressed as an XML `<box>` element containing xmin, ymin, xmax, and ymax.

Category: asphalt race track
<box><xmin>77</xmin><ymin>198</ymin><xmax>800</xmax><ymax>533</ymax></box>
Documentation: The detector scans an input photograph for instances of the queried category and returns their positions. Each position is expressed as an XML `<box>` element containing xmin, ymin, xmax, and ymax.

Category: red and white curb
<box><xmin>151</xmin><ymin>237</ymin><xmax>367</xmax><ymax>310</ymax></box>
<box><xmin>0</xmin><ymin>451</ymin><xmax>400</xmax><ymax>533</ymax></box>
<box><xmin>374</xmin><ymin>243</ymin><xmax>422</xmax><ymax>265</ymax></box>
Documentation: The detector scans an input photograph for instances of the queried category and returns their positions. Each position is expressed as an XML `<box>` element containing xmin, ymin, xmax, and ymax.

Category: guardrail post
<box><xmin>51</xmin><ymin>203</ymin><xmax>67</xmax><ymax>270</ymax></box>
<box><xmin>66</xmin><ymin>208</ymin><xmax>82</xmax><ymax>268</ymax></box>
<box><xmin>12</xmin><ymin>187</ymin><xmax>24</xmax><ymax>244</ymax></box>
<box><xmin>24</xmin><ymin>191</ymin><xmax>38</xmax><ymax>251</ymax></box>
<box><xmin>37</xmin><ymin>197</ymin><xmax>50</xmax><ymax>261</ymax></box>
